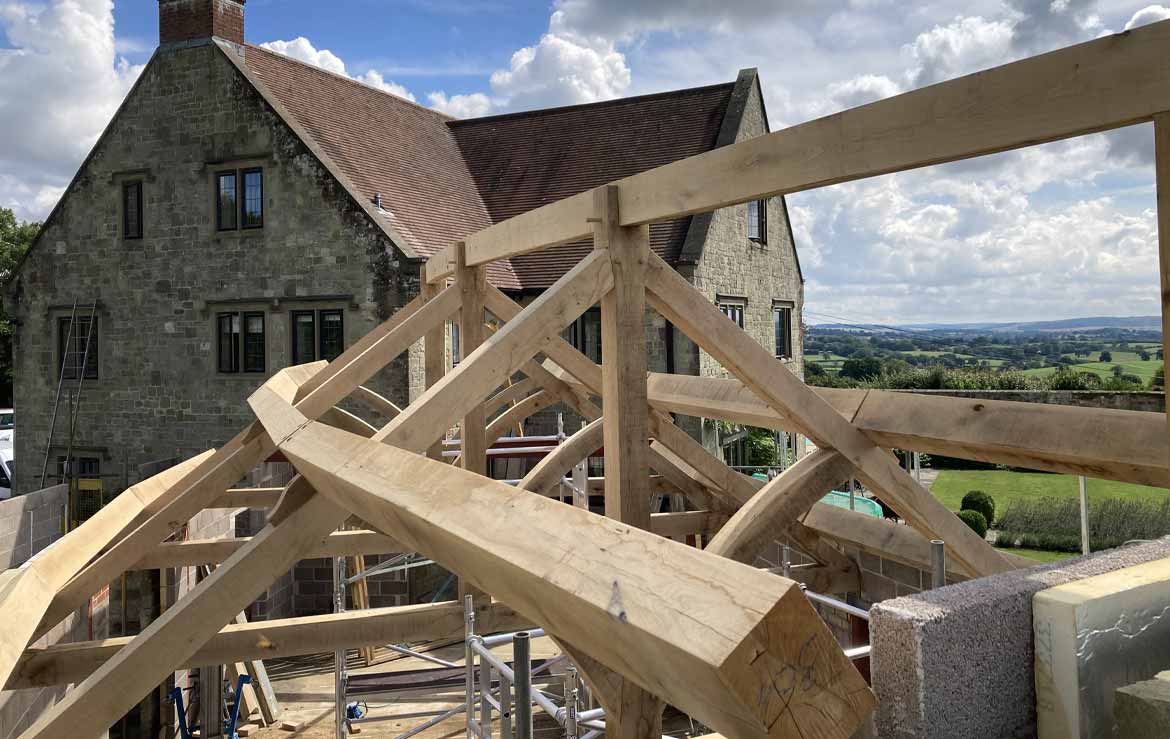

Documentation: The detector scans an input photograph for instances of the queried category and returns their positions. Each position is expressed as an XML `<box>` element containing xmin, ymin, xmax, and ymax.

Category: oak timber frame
<box><xmin>6</xmin><ymin>20</ymin><xmax>1170</xmax><ymax>739</ymax></box>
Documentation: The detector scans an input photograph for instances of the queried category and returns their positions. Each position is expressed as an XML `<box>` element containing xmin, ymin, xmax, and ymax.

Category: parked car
<box><xmin>0</xmin><ymin>447</ymin><xmax>13</xmax><ymax>499</ymax></box>
<box><xmin>0</xmin><ymin>408</ymin><xmax>12</xmax><ymax>452</ymax></box>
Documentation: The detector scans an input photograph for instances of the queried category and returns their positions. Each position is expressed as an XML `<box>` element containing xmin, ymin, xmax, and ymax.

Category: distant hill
<box><xmin>812</xmin><ymin>316</ymin><xmax>1161</xmax><ymax>334</ymax></box>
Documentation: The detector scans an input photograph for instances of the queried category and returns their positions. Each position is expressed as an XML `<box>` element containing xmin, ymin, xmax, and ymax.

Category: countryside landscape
<box><xmin>799</xmin><ymin>315</ymin><xmax>1167</xmax><ymax>563</ymax></box>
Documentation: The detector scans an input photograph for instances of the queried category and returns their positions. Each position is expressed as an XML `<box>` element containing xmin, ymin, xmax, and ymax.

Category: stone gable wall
<box><xmin>9</xmin><ymin>43</ymin><xmax>415</xmax><ymax>495</ymax></box>
<box><xmin>681</xmin><ymin>82</ymin><xmax>804</xmax><ymax>451</ymax></box>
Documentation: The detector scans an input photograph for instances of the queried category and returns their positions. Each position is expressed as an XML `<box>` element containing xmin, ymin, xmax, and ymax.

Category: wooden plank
<box><xmin>591</xmin><ymin>185</ymin><xmax>661</xmax><ymax>739</ymax></box>
<box><xmin>520</xmin><ymin>417</ymin><xmax>605</xmax><ymax>494</ymax></box>
<box><xmin>483</xmin><ymin>391</ymin><xmax>557</xmax><ymax>448</ymax></box>
<box><xmin>596</xmin><ymin>185</ymin><xmax>653</xmax><ymax>530</ymax></box>
<box><xmin>208</xmin><ymin>487</ymin><xmax>283</xmax><ymax>509</ymax></box>
<box><xmin>706</xmin><ymin>450</ymin><xmax>852</xmax><ymax>565</ymax></box>
<box><xmin>425</xmin><ymin>20</ymin><xmax>1170</xmax><ymax>279</ymax></box>
<box><xmin>293</xmin><ymin>292</ymin><xmax>425</xmax><ymax>402</ymax></box>
<box><xmin>650</xmin><ymin>417</ymin><xmax>857</xmax><ymax>580</ymax></box>
<box><xmin>634</xmin><ymin>372</ymin><xmax>1169</xmax><ymax>488</ymax></box>
<box><xmin>457</xmin><ymin>242</ymin><xmax>488</xmax><ymax>478</ymax></box>
<box><xmin>645</xmin><ymin>252</ymin><xmax>1012</xmax><ymax>577</ymax></box>
<box><xmin>486</xmin><ymin>376</ymin><xmax>539</xmax><ymax>419</ymax></box>
<box><xmin>0</xmin><ymin>451</ymin><xmax>213</xmax><ymax>689</ymax></box>
<box><xmin>294</xmin><ymin>284</ymin><xmax>461</xmax><ymax>421</ymax></box>
<box><xmin>228</xmin><ymin>610</ymin><xmax>281</xmax><ymax>724</ymax></box>
<box><xmin>649</xmin><ymin>510</ymin><xmax>728</xmax><ymax>540</ymax></box>
<box><xmin>348</xmin><ymin>554</ymin><xmax>377</xmax><ymax>666</ymax></box>
<box><xmin>422</xmin><ymin>265</ymin><xmax>448</xmax><ymax>462</ymax></box>
<box><xmin>352</xmin><ymin>385</ymin><xmax>402</xmax><ymax>420</ymax></box>
<box><xmin>134</xmin><ymin>530</ymin><xmax>402</xmax><ymax>569</ymax></box>
<box><xmin>373</xmin><ymin>251</ymin><xmax>613</xmax><ymax>452</ymax></box>
<box><xmin>482</xmin><ymin>283</ymin><xmax>604</xmax><ymax>393</ymax></box>
<box><xmin>270</xmin><ymin>415</ymin><xmax>875</xmax><ymax>739</ymax></box>
<box><xmin>19</xmin><ymin>478</ymin><xmax>353</xmax><ymax>737</ymax></box>
<box><xmin>10</xmin><ymin>601</ymin><xmax>530</xmax><ymax>690</ymax></box>
<box><xmin>1157</xmin><ymin>113</ymin><xmax>1170</xmax><ymax>478</ymax></box>
<box><xmin>802</xmin><ymin>504</ymin><xmax>1035</xmax><ymax>576</ymax></box>
<box><xmin>34</xmin><ymin>430</ymin><xmax>273</xmax><ymax>643</ymax></box>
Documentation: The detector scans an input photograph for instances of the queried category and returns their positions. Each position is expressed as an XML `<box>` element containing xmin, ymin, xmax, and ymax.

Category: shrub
<box><xmin>958</xmin><ymin>509</ymin><xmax>988</xmax><ymax>538</ymax></box>
<box><xmin>996</xmin><ymin>496</ymin><xmax>1170</xmax><ymax>552</ymax></box>
<box><xmin>960</xmin><ymin>490</ymin><xmax>996</xmax><ymax>527</ymax></box>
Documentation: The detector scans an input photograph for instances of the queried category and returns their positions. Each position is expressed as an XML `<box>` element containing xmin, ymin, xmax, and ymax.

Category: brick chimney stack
<box><xmin>159</xmin><ymin>0</ymin><xmax>245</xmax><ymax>47</ymax></box>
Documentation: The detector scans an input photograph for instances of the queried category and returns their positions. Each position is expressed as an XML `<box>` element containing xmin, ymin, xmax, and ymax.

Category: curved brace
<box><xmin>520</xmin><ymin>417</ymin><xmax>605</xmax><ymax>494</ymax></box>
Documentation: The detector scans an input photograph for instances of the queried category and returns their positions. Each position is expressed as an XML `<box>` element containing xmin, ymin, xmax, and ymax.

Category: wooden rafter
<box><xmin>643</xmin><ymin>252</ymin><xmax>1012</xmax><ymax>577</ymax></box>
<box><xmin>253</xmin><ymin>409</ymin><xmax>874</xmax><ymax>739</ymax></box>
<box><xmin>636</xmin><ymin>372</ymin><xmax>1169</xmax><ymax>488</ymax></box>
<box><xmin>11</xmin><ymin>601</ymin><xmax>530</xmax><ymax>691</ymax></box>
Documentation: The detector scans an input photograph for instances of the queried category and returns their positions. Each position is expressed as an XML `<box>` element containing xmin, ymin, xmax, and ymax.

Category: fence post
<box><xmin>1078</xmin><ymin>475</ymin><xmax>1090</xmax><ymax>555</ymax></box>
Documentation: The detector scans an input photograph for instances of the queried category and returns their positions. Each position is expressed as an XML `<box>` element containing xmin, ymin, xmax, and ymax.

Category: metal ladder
<box><xmin>39</xmin><ymin>300</ymin><xmax>98</xmax><ymax>501</ymax></box>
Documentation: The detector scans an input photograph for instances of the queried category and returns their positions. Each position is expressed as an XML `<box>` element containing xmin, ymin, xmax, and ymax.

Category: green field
<box><xmin>1022</xmin><ymin>350</ymin><xmax>1161</xmax><ymax>380</ymax></box>
<box><xmin>931</xmin><ymin>469</ymin><xmax>1168</xmax><ymax>513</ymax></box>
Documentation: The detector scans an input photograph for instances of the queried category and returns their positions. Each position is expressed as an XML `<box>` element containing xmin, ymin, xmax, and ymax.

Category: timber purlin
<box><xmin>7</xmin><ymin>20</ymin><xmax>1170</xmax><ymax>739</ymax></box>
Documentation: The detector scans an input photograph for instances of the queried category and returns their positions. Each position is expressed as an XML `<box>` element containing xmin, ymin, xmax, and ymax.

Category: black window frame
<box><xmin>290</xmin><ymin>310</ymin><xmax>318</xmax><ymax>366</ymax></box>
<box><xmin>217</xmin><ymin>311</ymin><xmax>266</xmax><ymax>374</ymax></box>
<box><xmin>241</xmin><ymin>168</ymin><xmax>264</xmax><ymax>230</ymax></box>
<box><xmin>747</xmin><ymin>199</ymin><xmax>767</xmax><ymax>244</ymax></box>
<box><xmin>450</xmin><ymin>321</ymin><xmax>461</xmax><ymax>366</ymax></box>
<box><xmin>773</xmin><ymin>301</ymin><xmax>794</xmax><ymax>360</ymax></box>
<box><xmin>717</xmin><ymin>297</ymin><xmax>746</xmax><ymax>329</ymax></box>
<box><xmin>317</xmin><ymin>309</ymin><xmax>344</xmax><ymax>362</ymax></box>
<box><xmin>566</xmin><ymin>306</ymin><xmax>602</xmax><ymax>364</ymax></box>
<box><xmin>243</xmin><ymin>311</ymin><xmax>266</xmax><ymax>372</ymax></box>
<box><xmin>58</xmin><ymin>316</ymin><xmax>99</xmax><ymax>381</ymax></box>
<box><xmin>217</xmin><ymin>312</ymin><xmax>241</xmax><ymax>373</ymax></box>
<box><xmin>290</xmin><ymin>309</ymin><xmax>345</xmax><ymax>365</ymax></box>
<box><xmin>122</xmin><ymin>180</ymin><xmax>143</xmax><ymax>240</ymax></box>
<box><xmin>216</xmin><ymin>170</ymin><xmax>239</xmax><ymax>231</ymax></box>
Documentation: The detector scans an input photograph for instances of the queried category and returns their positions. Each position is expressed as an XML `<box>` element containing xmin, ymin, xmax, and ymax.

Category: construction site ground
<box><xmin>245</xmin><ymin>634</ymin><xmax>568</xmax><ymax>739</ymax></box>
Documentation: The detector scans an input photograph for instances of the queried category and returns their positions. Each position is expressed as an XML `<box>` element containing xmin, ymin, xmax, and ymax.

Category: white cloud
<box><xmin>427</xmin><ymin>91</ymin><xmax>496</xmax><ymax>118</ymax></box>
<box><xmin>488</xmin><ymin>30</ymin><xmax>630</xmax><ymax>110</ymax></box>
<box><xmin>354</xmin><ymin>70</ymin><xmax>416</xmax><ymax>101</ymax></box>
<box><xmin>0</xmin><ymin>0</ymin><xmax>143</xmax><ymax>221</ymax></box>
<box><xmin>1124</xmin><ymin>4</ymin><xmax>1170</xmax><ymax>28</ymax></box>
<box><xmin>259</xmin><ymin>37</ymin><xmax>416</xmax><ymax>102</ymax></box>
<box><xmin>259</xmin><ymin>37</ymin><xmax>347</xmax><ymax>75</ymax></box>
<box><xmin>905</xmin><ymin>16</ymin><xmax>1016</xmax><ymax>86</ymax></box>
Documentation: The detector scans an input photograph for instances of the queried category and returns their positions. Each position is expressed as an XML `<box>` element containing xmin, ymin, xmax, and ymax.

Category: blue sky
<box><xmin>2</xmin><ymin>0</ymin><xmax>1170</xmax><ymax>324</ymax></box>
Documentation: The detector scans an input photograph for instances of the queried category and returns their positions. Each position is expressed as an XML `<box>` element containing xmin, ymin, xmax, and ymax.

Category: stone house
<box><xmin>5</xmin><ymin>0</ymin><xmax>803</xmax><ymax>497</ymax></box>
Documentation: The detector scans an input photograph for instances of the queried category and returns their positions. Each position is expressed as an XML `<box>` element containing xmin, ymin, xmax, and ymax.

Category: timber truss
<box><xmin>6</xmin><ymin>19</ymin><xmax>1170</xmax><ymax>739</ymax></box>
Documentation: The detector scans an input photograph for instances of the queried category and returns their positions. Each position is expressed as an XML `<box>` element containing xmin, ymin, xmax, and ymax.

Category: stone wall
<box><xmin>0</xmin><ymin>485</ymin><xmax>108</xmax><ymax>738</ymax></box>
<box><xmin>680</xmin><ymin>75</ymin><xmax>804</xmax><ymax>452</ymax></box>
<box><xmin>8</xmin><ymin>41</ymin><xmax>415</xmax><ymax>496</ymax></box>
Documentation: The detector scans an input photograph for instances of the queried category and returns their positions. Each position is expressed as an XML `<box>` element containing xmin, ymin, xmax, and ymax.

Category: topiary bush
<box><xmin>958</xmin><ymin>509</ymin><xmax>988</xmax><ymax>539</ymax></box>
<box><xmin>960</xmin><ymin>490</ymin><xmax>996</xmax><ymax>527</ymax></box>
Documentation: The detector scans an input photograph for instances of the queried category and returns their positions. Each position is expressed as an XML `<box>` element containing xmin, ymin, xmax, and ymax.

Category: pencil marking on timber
<box><xmin>607</xmin><ymin>581</ymin><xmax>628</xmax><ymax>622</ymax></box>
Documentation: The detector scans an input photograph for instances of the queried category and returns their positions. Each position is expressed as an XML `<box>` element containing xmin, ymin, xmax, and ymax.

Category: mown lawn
<box><xmin>930</xmin><ymin>469</ymin><xmax>1168</xmax><ymax>513</ymax></box>
<box><xmin>1001</xmin><ymin>546</ymin><xmax>1077</xmax><ymax>563</ymax></box>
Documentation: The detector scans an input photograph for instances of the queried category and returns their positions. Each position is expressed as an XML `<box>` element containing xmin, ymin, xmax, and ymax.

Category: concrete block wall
<box><xmin>0</xmin><ymin>485</ymin><xmax>107</xmax><ymax>739</ymax></box>
<box><xmin>869</xmin><ymin>537</ymin><xmax>1170</xmax><ymax>739</ymax></box>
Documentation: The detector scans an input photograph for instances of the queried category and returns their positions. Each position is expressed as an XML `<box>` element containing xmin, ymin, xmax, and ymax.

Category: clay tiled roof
<box><xmin>237</xmin><ymin>44</ymin><xmax>734</xmax><ymax>291</ymax></box>
<box><xmin>448</xmin><ymin>84</ymin><xmax>734</xmax><ymax>288</ymax></box>
<box><xmin>239</xmin><ymin>44</ymin><xmax>520</xmax><ymax>287</ymax></box>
